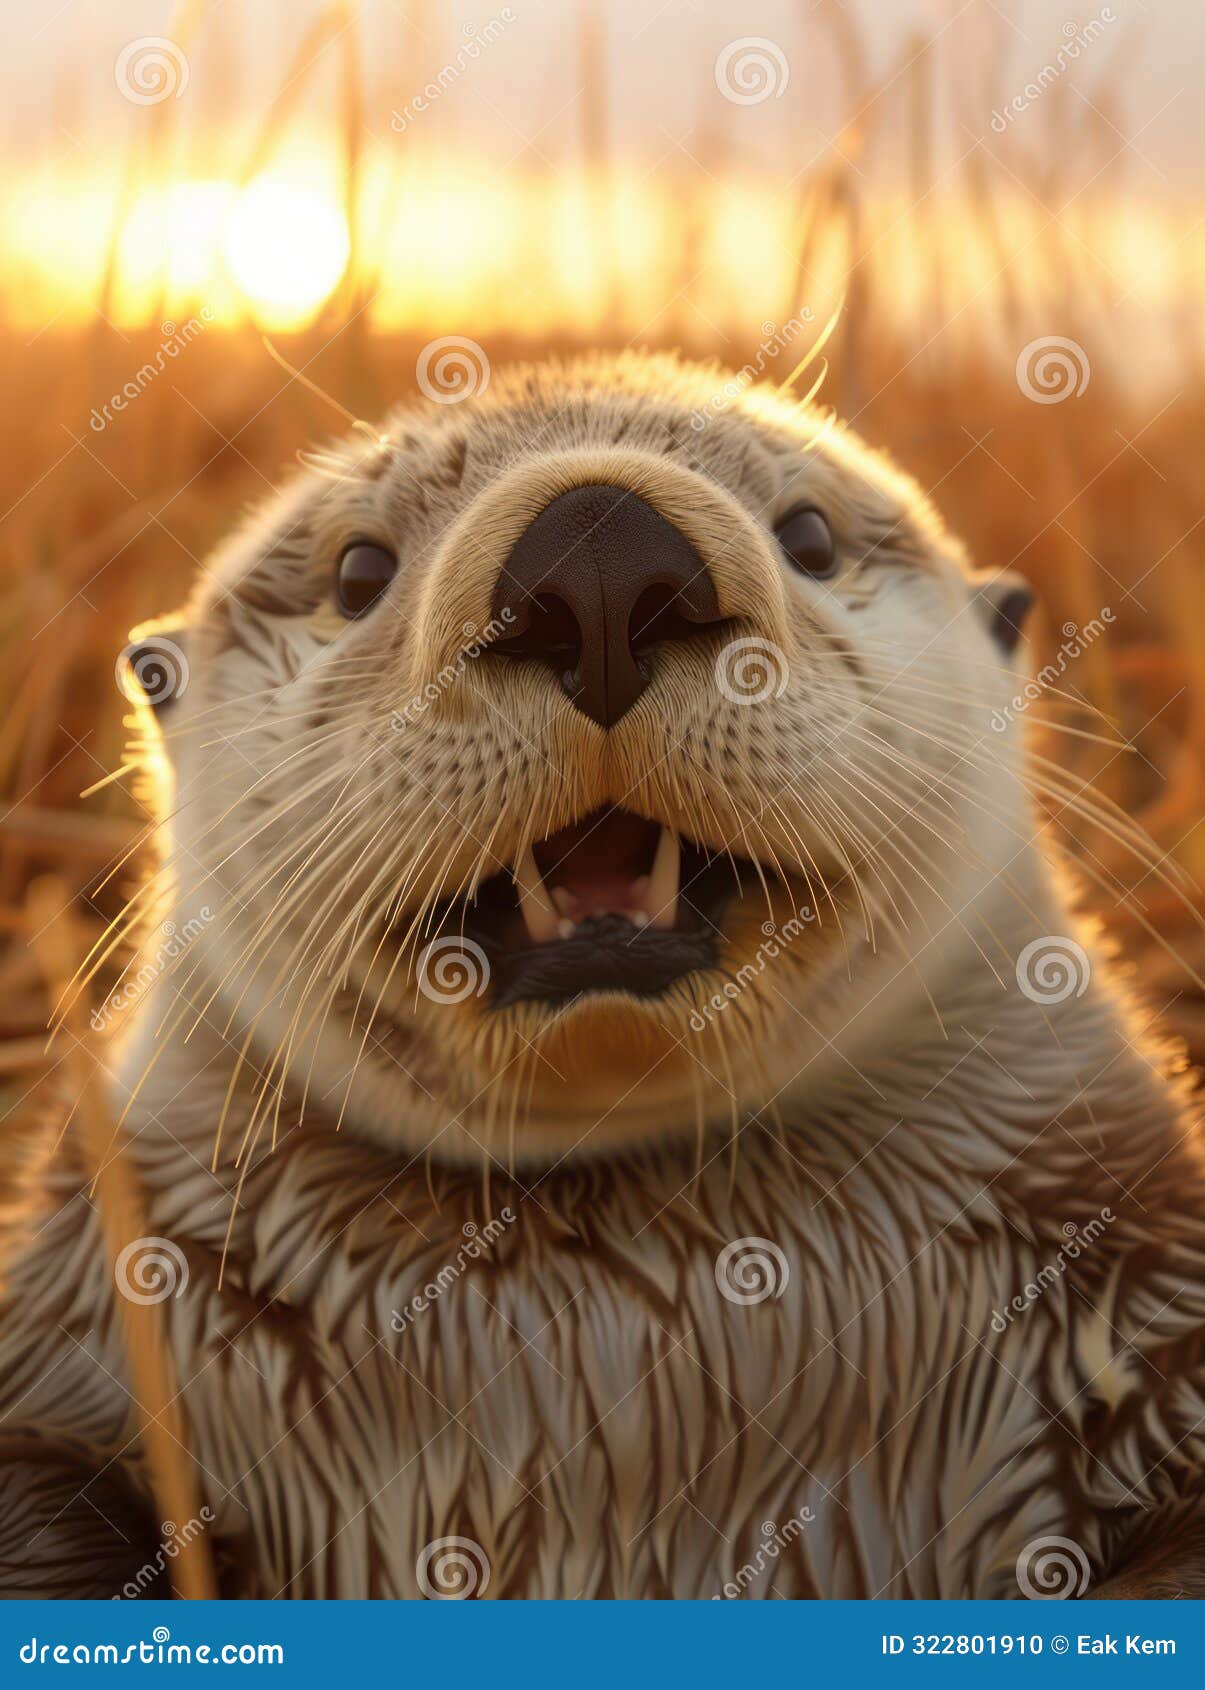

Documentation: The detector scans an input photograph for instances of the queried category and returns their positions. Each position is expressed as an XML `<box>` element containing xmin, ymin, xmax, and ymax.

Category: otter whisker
<box><xmin>828</xmin><ymin>710</ymin><xmax>1205</xmax><ymax>991</ymax></box>
<box><xmin>839</xmin><ymin>691</ymin><xmax>1203</xmax><ymax>929</ymax></box>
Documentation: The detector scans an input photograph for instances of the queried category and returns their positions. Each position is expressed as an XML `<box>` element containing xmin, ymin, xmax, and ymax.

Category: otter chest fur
<box><xmin>6</xmin><ymin>974</ymin><xmax>1203</xmax><ymax>1599</ymax></box>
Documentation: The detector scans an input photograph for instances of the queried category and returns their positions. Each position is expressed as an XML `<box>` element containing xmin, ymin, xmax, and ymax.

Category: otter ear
<box><xmin>969</xmin><ymin>570</ymin><xmax>1034</xmax><ymax>654</ymax></box>
<box><xmin>118</xmin><ymin>615</ymin><xmax>191</xmax><ymax>716</ymax></box>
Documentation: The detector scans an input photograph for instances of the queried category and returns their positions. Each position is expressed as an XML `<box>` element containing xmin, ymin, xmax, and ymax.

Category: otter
<box><xmin>2</xmin><ymin>353</ymin><xmax>1202</xmax><ymax>1598</ymax></box>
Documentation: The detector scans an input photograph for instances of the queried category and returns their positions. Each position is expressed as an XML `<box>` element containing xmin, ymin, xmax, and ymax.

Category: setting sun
<box><xmin>221</xmin><ymin>174</ymin><xmax>350</xmax><ymax>331</ymax></box>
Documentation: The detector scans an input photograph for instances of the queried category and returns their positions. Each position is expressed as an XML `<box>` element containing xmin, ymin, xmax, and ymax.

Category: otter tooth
<box><xmin>557</xmin><ymin>918</ymin><xmax>576</xmax><ymax>940</ymax></box>
<box><xmin>646</xmin><ymin>827</ymin><xmax>680</xmax><ymax>930</ymax></box>
<box><xmin>514</xmin><ymin>845</ymin><xmax>559</xmax><ymax>944</ymax></box>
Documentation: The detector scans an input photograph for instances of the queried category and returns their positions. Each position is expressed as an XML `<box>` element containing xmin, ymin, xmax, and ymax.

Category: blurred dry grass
<box><xmin>2</xmin><ymin>0</ymin><xmax>1203</xmax><ymax>1110</ymax></box>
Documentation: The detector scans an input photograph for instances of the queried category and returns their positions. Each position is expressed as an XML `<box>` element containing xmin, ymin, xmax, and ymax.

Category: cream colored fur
<box><xmin>1</xmin><ymin>353</ymin><xmax>1202</xmax><ymax>1598</ymax></box>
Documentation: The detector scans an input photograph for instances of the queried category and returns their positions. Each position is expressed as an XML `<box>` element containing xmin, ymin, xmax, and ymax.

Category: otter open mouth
<box><xmin>434</xmin><ymin>806</ymin><xmax>755</xmax><ymax>1009</ymax></box>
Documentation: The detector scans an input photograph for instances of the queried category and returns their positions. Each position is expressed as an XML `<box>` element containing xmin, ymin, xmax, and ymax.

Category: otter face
<box><xmin>140</xmin><ymin>354</ymin><xmax>1032</xmax><ymax>1164</ymax></box>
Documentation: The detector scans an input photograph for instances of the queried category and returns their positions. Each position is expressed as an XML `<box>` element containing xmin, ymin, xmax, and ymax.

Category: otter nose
<box><xmin>489</xmin><ymin>484</ymin><xmax>724</xmax><ymax>728</ymax></box>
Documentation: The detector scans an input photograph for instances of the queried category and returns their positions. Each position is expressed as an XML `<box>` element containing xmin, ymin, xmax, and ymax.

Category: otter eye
<box><xmin>336</xmin><ymin>541</ymin><xmax>396</xmax><ymax>617</ymax></box>
<box><xmin>774</xmin><ymin>507</ymin><xmax>837</xmax><ymax>579</ymax></box>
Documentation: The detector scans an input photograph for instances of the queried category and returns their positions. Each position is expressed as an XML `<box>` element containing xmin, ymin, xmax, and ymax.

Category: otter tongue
<box><xmin>530</xmin><ymin>811</ymin><xmax>679</xmax><ymax>930</ymax></box>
